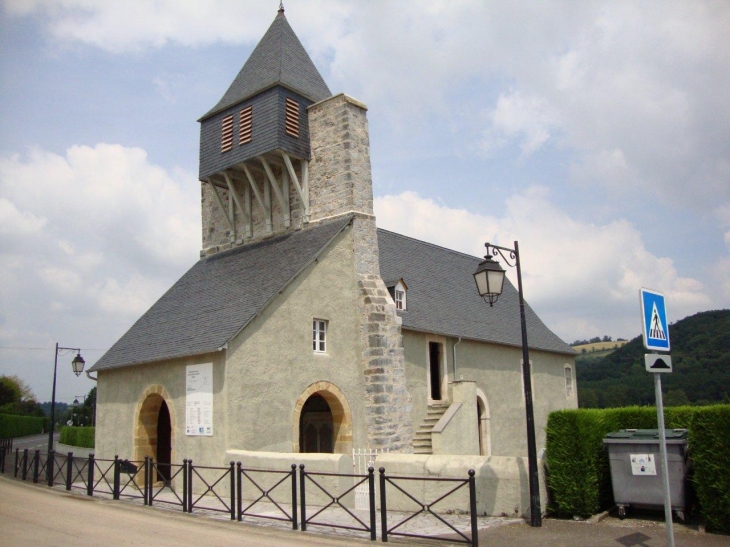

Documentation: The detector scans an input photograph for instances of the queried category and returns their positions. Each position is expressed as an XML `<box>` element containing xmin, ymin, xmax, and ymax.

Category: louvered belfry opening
<box><xmin>239</xmin><ymin>106</ymin><xmax>253</xmax><ymax>144</ymax></box>
<box><xmin>221</xmin><ymin>114</ymin><xmax>234</xmax><ymax>152</ymax></box>
<box><xmin>285</xmin><ymin>97</ymin><xmax>299</xmax><ymax>137</ymax></box>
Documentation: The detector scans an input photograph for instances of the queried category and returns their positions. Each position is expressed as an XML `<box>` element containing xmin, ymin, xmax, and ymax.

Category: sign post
<box><xmin>639</xmin><ymin>288</ymin><xmax>674</xmax><ymax>547</ymax></box>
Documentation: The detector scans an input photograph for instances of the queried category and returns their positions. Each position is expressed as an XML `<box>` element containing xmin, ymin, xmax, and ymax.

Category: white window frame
<box><xmin>564</xmin><ymin>365</ymin><xmax>574</xmax><ymax>398</ymax></box>
<box><xmin>313</xmin><ymin>319</ymin><xmax>327</xmax><ymax>354</ymax></box>
<box><xmin>394</xmin><ymin>280</ymin><xmax>407</xmax><ymax>310</ymax></box>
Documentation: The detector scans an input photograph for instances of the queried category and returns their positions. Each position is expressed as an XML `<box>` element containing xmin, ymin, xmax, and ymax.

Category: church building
<box><xmin>90</xmin><ymin>7</ymin><xmax>576</xmax><ymax>514</ymax></box>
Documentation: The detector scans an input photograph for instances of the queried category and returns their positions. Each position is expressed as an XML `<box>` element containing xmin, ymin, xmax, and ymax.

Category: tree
<box><xmin>0</xmin><ymin>375</ymin><xmax>35</xmax><ymax>405</ymax></box>
<box><xmin>664</xmin><ymin>389</ymin><xmax>690</xmax><ymax>407</ymax></box>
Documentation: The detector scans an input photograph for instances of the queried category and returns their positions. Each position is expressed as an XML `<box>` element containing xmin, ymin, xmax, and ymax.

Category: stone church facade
<box><xmin>90</xmin><ymin>8</ymin><xmax>576</xmax><ymax>516</ymax></box>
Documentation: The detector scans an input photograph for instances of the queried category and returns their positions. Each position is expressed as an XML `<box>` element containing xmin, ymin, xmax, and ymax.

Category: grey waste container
<box><xmin>603</xmin><ymin>429</ymin><xmax>688</xmax><ymax>520</ymax></box>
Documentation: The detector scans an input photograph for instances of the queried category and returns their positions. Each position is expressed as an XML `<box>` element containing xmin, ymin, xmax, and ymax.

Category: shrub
<box><xmin>0</xmin><ymin>413</ymin><xmax>46</xmax><ymax>438</ymax></box>
<box><xmin>59</xmin><ymin>426</ymin><xmax>95</xmax><ymax>448</ymax></box>
<box><xmin>546</xmin><ymin>405</ymin><xmax>728</xmax><ymax>533</ymax></box>
<box><xmin>690</xmin><ymin>406</ymin><xmax>730</xmax><ymax>533</ymax></box>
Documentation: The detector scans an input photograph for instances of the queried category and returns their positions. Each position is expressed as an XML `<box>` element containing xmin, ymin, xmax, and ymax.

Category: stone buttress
<box><xmin>308</xmin><ymin>94</ymin><xmax>413</xmax><ymax>452</ymax></box>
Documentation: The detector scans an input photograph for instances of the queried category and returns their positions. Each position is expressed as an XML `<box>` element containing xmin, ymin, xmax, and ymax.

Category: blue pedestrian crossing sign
<box><xmin>640</xmin><ymin>288</ymin><xmax>670</xmax><ymax>351</ymax></box>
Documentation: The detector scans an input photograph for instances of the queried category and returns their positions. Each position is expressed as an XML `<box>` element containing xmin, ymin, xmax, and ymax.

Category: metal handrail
<box><xmin>237</xmin><ymin>463</ymin><xmax>298</xmax><ymax>529</ymax></box>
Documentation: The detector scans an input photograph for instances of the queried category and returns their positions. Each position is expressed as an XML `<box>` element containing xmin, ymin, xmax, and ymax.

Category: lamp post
<box><xmin>48</xmin><ymin>344</ymin><xmax>86</xmax><ymax>455</ymax></box>
<box><xmin>473</xmin><ymin>241</ymin><xmax>542</xmax><ymax>527</ymax></box>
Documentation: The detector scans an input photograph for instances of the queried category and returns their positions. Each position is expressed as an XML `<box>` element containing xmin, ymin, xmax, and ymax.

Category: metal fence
<box><xmin>1</xmin><ymin>443</ymin><xmax>480</xmax><ymax>546</ymax></box>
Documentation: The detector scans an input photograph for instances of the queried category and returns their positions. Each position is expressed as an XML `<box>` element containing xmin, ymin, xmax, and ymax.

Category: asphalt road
<box><xmin>1</xmin><ymin>472</ymin><xmax>728</xmax><ymax>547</ymax></box>
<box><xmin>9</xmin><ymin>432</ymin><xmax>57</xmax><ymax>452</ymax></box>
<box><xmin>0</xmin><ymin>476</ymin><xmax>376</xmax><ymax>547</ymax></box>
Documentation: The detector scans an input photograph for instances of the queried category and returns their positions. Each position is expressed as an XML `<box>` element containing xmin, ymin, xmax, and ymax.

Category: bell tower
<box><xmin>198</xmin><ymin>6</ymin><xmax>331</xmax><ymax>255</ymax></box>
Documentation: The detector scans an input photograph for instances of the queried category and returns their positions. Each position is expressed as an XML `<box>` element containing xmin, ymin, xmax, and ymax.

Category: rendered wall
<box><xmin>95</xmin><ymin>351</ymin><xmax>228</xmax><ymax>465</ymax></box>
<box><xmin>403</xmin><ymin>331</ymin><xmax>576</xmax><ymax>457</ymax></box>
<box><xmin>223</xmin><ymin>226</ymin><xmax>368</xmax><ymax>454</ymax></box>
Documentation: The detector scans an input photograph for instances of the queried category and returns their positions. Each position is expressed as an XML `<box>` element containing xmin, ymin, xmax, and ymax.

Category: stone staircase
<box><xmin>413</xmin><ymin>404</ymin><xmax>449</xmax><ymax>455</ymax></box>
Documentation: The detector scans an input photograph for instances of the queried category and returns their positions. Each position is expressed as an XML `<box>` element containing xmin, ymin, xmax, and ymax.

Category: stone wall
<box><xmin>306</xmin><ymin>93</ymin><xmax>413</xmax><ymax>453</ymax></box>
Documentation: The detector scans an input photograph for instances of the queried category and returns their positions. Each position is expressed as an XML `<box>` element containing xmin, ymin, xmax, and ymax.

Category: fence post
<box><xmin>148</xmin><ymin>458</ymin><xmax>155</xmax><ymax>507</ymax></box>
<box><xmin>66</xmin><ymin>452</ymin><xmax>73</xmax><ymax>491</ymax></box>
<box><xmin>368</xmin><ymin>467</ymin><xmax>376</xmax><ymax>541</ymax></box>
<box><xmin>236</xmin><ymin>462</ymin><xmax>242</xmax><ymax>522</ymax></box>
<box><xmin>47</xmin><ymin>450</ymin><xmax>55</xmax><ymax>487</ymax></box>
<box><xmin>379</xmin><ymin>467</ymin><xmax>388</xmax><ymax>542</ymax></box>
<box><xmin>299</xmin><ymin>464</ymin><xmax>306</xmax><ymax>532</ymax></box>
<box><xmin>180</xmin><ymin>459</ymin><xmax>187</xmax><ymax>512</ymax></box>
<box><xmin>229</xmin><ymin>461</ymin><xmax>235</xmax><ymax>520</ymax></box>
<box><xmin>291</xmin><ymin>464</ymin><xmax>298</xmax><ymax>530</ymax></box>
<box><xmin>187</xmin><ymin>460</ymin><xmax>193</xmax><ymax>513</ymax></box>
<box><xmin>87</xmin><ymin>454</ymin><xmax>95</xmax><ymax>496</ymax></box>
<box><xmin>469</xmin><ymin>469</ymin><xmax>478</xmax><ymax>547</ymax></box>
<box><xmin>14</xmin><ymin>448</ymin><xmax>19</xmax><ymax>477</ymax></box>
<box><xmin>33</xmin><ymin>450</ymin><xmax>40</xmax><ymax>483</ymax></box>
<box><xmin>143</xmin><ymin>457</ymin><xmax>149</xmax><ymax>506</ymax></box>
<box><xmin>22</xmin><ymin>448</ymin><xmax>29</xmax><ymax>480</ymax></box>
<box><xmin>113</xmin><ymin>455</ymin><xmax>120</xmax><ymax>500</ymax></box>
<box><xmin>0</xmin><ymin>445</ymin><xmax>4</xmax><ymax>474</ymax></box>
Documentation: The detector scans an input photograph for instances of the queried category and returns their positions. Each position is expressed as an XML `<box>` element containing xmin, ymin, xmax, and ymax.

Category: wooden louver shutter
<box><xmin>239</xmin><ymin>106</ymin><xmax>252</xmax><ymax>144</ymax></box>
<box><xmin>285</xmin><ymin>98</ymin><xmax>299</xmax><ymax>138</ymax></box>
<box><xmin>221</xmin><ymin>115</ymin><xmax>234</xmax><ymax>152</ymax></box>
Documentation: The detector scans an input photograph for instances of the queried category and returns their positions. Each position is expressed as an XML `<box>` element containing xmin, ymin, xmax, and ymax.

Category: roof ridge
<box><xmin>377</xmin><ymin>228</ymin><xmax>483</xmax><ymax>261</ymax></box>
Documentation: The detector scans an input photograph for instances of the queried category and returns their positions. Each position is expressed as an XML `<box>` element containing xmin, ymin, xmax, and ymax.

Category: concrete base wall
<box><xmin>228</xmin><ymin>450</ymin><xmax>354</xmax><ymax>508</ymax></box>
<box><xmin>377</xmin><ymin>454</ymin><xmax>547</xmax><ymax>519</ymax></box>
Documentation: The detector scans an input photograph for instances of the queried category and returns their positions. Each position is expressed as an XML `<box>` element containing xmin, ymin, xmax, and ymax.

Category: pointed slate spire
<box><xmin>201</xmin><ymin>9</ymin><xmax>331</xmax><ymax>121</ymax></box>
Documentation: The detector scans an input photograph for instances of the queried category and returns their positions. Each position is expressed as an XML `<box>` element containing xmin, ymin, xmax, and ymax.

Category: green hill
<box><xmin>577</xmin><ymin>309</ymin><xmax>730</xmax><ymax>408</ymax></box>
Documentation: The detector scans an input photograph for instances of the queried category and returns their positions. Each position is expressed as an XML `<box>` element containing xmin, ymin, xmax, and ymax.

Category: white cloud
<box><xmin>0</xmin><ymin>143</ymin><xmax>199</xmax><ymax>345</ymax></box>
<box><xmin>375</xmin><ymin>189</ymin><xmax>712</xmax><ymax>340</ymax></box>
<box><xmin>0</xmin><ymin>197</ymin><xmax>47</xmax><ymax>236</ymax></box>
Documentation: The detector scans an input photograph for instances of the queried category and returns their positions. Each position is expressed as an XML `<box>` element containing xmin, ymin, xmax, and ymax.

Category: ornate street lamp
<box><xmin>48</xmin><ymin>345</ymin><xmax>85</xmax><ymax>456</ymax></box>
<box><xmin>473</xmin><ymin>241</ymin><xmax>542</xmax><ymax>527</ymax></box>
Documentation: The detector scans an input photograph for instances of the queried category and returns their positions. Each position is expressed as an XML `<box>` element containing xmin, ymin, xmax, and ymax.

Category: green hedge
<box><xmin>546</xmin><ymin>405</ymin><xmax>729</xmax><ymax>533</ymax></box>
<box><xmin>59</xmin><ymin>426</ymin><xmax>95</xmax><ymax>449</ymax></box>
<box><xmin>0</xmin><ymin>413</ymin><xmax>46</xmax><ymax>438</ymax></box>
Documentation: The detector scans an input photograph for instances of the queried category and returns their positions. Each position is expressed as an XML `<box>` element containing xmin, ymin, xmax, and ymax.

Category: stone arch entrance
<box><xmin>134</xmin><ymin>385</ymin><xmax>176</xmax><ymax>479</ymax></box>
<box><xmin>476</xmin><ymin>388</ymin><xmax>491</xmax><ymax>457</ymax></box>
<box><xmin>293</xmin><ymin>381</ymin><xmax>352</xmax><ymax>454</ymax></box>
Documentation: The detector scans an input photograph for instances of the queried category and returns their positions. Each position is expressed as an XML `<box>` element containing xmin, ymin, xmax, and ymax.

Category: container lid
<box><xmin>603</xmin><ymin>428</ymin><xmax>687</xmax><ymax>444</ymax></box>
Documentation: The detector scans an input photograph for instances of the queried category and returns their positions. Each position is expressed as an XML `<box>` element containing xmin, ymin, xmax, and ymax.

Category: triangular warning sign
<box><xmin>649</xmin><ymin>303</ymin><xmax>667</xmax><ymax>340</ymax></box>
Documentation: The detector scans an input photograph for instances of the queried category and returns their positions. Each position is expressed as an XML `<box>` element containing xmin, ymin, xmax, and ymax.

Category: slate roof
<box><xmin>200</xmin><ymin>9</ymin><xmax>331</xmax><ymax>121</ymax></box>
<box><xmin>90</xmin><ymin>216</ymin><xmax>352</xmax><ymax>372</ymax></box>
<box><xmin>377</xmin><ymin>230</ymin><xmax>575</xmax><ymax>355</ymax></box>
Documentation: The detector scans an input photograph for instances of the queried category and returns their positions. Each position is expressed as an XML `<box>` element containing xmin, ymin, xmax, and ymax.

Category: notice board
<box><xmin>186</xmin><ymin>363</ymin><xmax>213</xmax><ymax>436</ymax></box>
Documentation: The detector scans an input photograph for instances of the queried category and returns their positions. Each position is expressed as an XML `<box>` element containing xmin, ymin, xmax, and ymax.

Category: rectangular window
<box><xmin>239</xmin><ymin>106</ymin><xmax>252</xmax><ymax>144</ymax></box>
<box><xmin>313</xmin><ymin>319</ymin><xmax>326</xmax><ymax>353</ymax></box>
<box><xmin>394</xmin><ymin>289</ymin><xmax>405</xmax><ymax>310</ymax></box>
<box><xmin>285</xmin><ymin>97</ymin><xmax>299</xmax><ymax>138</ymax></box>
<box><xmin>564</xmin><ymin>366</ymin><xmax>573</xmax><ymax>397</ymax></box>
<box><xmin>221</xmin><ymin>114</ymin><xmax>234</xmax><ymax>152</ymax></box>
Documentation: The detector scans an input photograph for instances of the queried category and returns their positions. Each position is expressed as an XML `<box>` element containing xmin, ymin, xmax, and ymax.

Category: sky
<box><xmin>1</xmin><ymin>0</ymin><xmax>728</xmax><ymax>405</ymax></box>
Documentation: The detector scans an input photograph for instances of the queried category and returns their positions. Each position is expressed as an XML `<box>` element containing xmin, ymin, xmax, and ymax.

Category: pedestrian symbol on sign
<box><xmin>640</xmin><ymin>288</ymin><xmax>670</xmax><ymax>351</ymax></box>
<box><xmin>650</xmin><ymin>303</ymin><xmax>667</xmax><ymax>341</ymax></box>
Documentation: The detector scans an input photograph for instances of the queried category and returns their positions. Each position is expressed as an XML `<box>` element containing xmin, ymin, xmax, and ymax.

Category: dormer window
<box><xmin>221</xmin><ymin>114</ymin><xmax>234</xmax><ymax>152</ymax></box>
<box><xmin>386</xmin><ymin>278</ymin><xmax>408</xmax><ymax>311</ymax></box>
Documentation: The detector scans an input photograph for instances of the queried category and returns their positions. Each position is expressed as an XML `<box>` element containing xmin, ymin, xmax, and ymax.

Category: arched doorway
<box><xmin>299</xmin><ymin>394</ymin><xmax>333</xmax><ymax>453</ymax></box>
<box><xmin>134</xmin><ymin>386</ymin><xmax>175</xmax><ymax>482</ymax></box>
<box><xmin>292</xmin><ymin>381</ymin><xmax>353</xmax><ymax>454</ymax></box>
<box><xmin>157</xmin><ymin>401</ymin><xmax>172</xmax><ymax>481</ymax></box>
<box><xmin>476</xmin><ymin>388</ymin><xmax>491</xmax><ymax>457</ymax></box>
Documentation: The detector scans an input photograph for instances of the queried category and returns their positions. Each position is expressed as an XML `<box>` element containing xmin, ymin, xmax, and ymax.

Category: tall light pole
<box><xmin>48</xmin><ymin>344</ymin><xmax>86</xmax><ymax>454</ymax></box>
<box><xmin>473</xmin><ymin>241</ymin><xmax>542</xmax><ymax>527</ymax></box>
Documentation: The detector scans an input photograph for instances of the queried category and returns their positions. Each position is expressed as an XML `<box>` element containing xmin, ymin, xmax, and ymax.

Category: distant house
<box><xmin>89</xmin><ymin>7</ymin><xmax>576</xmax><ymax>514</ymax></box>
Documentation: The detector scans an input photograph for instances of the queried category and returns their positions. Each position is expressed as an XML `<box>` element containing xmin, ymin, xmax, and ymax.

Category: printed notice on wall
<box><xmin>186</xmin><ymin>363</ymin><xmax>213</xmax><ymax>436</ymax></box>
<box><xmin>630</xmin><ymin>453</ymin><xmax>656</xmax><ymax>476</ymax></box>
